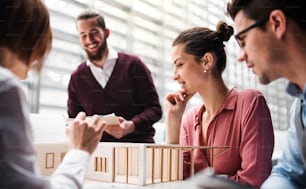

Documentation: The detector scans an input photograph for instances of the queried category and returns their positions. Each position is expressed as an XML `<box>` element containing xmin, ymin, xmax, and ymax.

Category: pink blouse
<box><xmin>180</xmin><ymin>88</ymin><xmax>274</xmax><ymax>188</ymax></box>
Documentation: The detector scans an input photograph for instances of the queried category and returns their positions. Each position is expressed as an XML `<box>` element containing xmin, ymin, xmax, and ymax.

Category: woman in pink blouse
<box><xmin>165</xmin><ymin>21</ymin><xmax>274</xmax><ymax>188</ymax></box>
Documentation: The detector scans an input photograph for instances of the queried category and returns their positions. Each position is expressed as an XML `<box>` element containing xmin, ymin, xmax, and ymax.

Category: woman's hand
<box><xmin>164</xmin><ymin>91</ymin><xmax>194</xmax><ymax>117</ymax></box>
<box><xmin>164</xmin><ymin>91</ymin><xmax>194</xmax><ymax>144</ymax></box>
<box><xmin>66</xmin><ymin>112</ymin><xmax>106</xmax><ymax>155</ymax></box>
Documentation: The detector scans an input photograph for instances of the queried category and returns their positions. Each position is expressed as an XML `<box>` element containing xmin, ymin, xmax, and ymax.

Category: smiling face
<box><xmin>77</xmin><ymin>17</ymin><xmax>108</xmax><ymax>62</ymax></box>
<box><xmin>171</xmin><ymin>44</ymin><xmax>205</xmax><ymax>95</ymax></box>
<box><xmin>234</xmin><ymin>11</ymin><xmax>284</xmax><ymax>85</ymax></box>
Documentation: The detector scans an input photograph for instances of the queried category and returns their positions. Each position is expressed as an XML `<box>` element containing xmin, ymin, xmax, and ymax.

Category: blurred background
<box><xmin>25</xmin><ymin>0</ymin><xmax>293</xmax><ymax>136</ymax></box>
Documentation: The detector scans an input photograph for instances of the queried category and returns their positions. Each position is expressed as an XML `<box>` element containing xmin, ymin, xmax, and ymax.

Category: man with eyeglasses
<box><xmin>227</xmin><ymin>0</ymin><xmax>306</xmax><ymax>189</ymax></box>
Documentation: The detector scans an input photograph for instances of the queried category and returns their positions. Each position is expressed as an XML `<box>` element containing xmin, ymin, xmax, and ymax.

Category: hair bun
<box><xmin>216</xmin><ymin>21</ymin><xmax>234</xmax><ymax>42</ymax></box>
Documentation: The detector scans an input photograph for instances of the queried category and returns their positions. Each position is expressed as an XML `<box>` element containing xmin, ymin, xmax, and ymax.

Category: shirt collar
<box><xmin>286</xmin><ymin>82</ymin><xmax>306</xmax><ymax>101</ymax></box>
<box><xmin>86</xmin><ymin>46</ymin><xmax>118</xmax><ymax>68</ymax></box>
<box><xmin>194</xmin><ymin>88</ymin><xmax>238</xmax><ymax>129</ymax></box>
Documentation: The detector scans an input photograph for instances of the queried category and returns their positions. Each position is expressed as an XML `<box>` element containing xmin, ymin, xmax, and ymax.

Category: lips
<box><xmin>246</xmin><ymin>61</ymin><xmax>253</xmax><ymax>68</ymax></box>
<box><xmin>247</xmin><ymin>65</ymin><xmax>257</xmax><ymax>74</ymax></box>
<box><xmin>88</xmin><ymin>44</ymin><xmax>97</xmax><ymax>49</ymax></box>
<box><xmin>86</xmin><ymin>47</ymin><xmax>98</xmax><ymax>56</ymax></box>
<box><xmin>86</xmin><ymin>42</ymin><xmax>99</xmax><ymax>51</ymax></box>
<box><xmin>179</xmin><ymin>82</ymin><xmax>186</xmax><ymax>89</ymax></box>
<box><xmin>178</xmin><ymin>80</ymin><xmax>185</xmax><ymax>85</ymax></box>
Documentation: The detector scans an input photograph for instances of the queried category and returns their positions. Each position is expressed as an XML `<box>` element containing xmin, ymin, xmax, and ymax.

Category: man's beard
<box><xmin>86</xmin><ymin>41</ymin><xmax>107</xmax><ymax>62</ymax></box>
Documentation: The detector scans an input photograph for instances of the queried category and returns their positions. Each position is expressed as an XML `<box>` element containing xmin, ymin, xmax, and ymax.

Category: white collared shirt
<box><xmin>86</xmin><ymin>47</ymin><xmax>118</xmax><ymax>88</ymax></box>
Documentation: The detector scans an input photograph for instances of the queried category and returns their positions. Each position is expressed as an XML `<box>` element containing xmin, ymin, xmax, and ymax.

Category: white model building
<box><xmin>31</xmin><ymin>114</ymin><xmax>229</xmax><ymax>186</ymax></box>
<box><xmin>35</xmin><ymin>142</ymin><xmax>229</xmax><ymax>186</ymax></box>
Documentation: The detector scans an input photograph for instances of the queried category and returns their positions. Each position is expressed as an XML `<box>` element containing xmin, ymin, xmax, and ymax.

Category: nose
<box><xmin>87</xmin><ymin>34</ymin><xmax>95</xmax><ymax>43</ymax></box>
<box><xmin>81</xmin><ymin>35</ymin><xmax>91</xmax><ymax>45</ymax></box>
<box><xmin>173</xmin><ymin>69</ymin><xmax>179</xmax><ymax>81</ymax></box>
<box><xmin>237</xmin><ymin>49</ymin><xmax>247</xmax><ymax>62</ymax></box>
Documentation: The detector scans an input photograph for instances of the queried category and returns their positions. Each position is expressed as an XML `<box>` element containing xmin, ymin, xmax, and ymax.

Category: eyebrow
<box><xmin>234</xmin><ymin>16</ymin><xmax>269</xmax><ymax>40</ymax></box>
<box><xmin>79</xmin><ymin>28</ymin><xmax>99</xmax><ymax>35</ymax></box>
<box><xmin>173</xmin><ymin>58</ymin><xmax>181</xmax><ymax>65</ymax></box>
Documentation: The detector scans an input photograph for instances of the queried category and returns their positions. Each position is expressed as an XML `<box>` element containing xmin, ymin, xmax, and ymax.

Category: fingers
<box><xmin>70</xmin><ymin>112</ymin><xmax>87</xmax><ymax>128</ymax></box>
<box><xmin>65</xmin><ymin>126</ymin><xmax>72</xmax><ymax>137</ymax></box>
<box><xmin>165</xmin><ymin>94</ymin><xmax>178</xmax><ymax>105</ymax></box>
<box><xmin>166</xmin><ymin>93</ymin><xmax>185</xmax><ymax>105</ymax></box>
<box><xmin>90</xmin><ymin>115</ymin><xmax>100</xmax><ymax>126</ymax></box>
<box><xmin>76</xmin><ymin>111</ymin><xmax>86</xmax><ymax>120</ymax></box>
<box><xmin>104</xmin><ymin>125</ymin><xmax>126</xmax><ymax>139</ymax></box>
<box><xmin>103</xmin><ymin>119</ymin><xmax>134</xmax><ymax>139</ymax></box>
<box><xmin>90</xmin><ymin>115</ymin><xmax>107</xmax><ymax>131</ymax></box>
<box><xmin>68</xmin><ymin>113</ymin><xmax>106</xmax><ymax>154</ymax></box>
<box><xmin>178</xmin><ymin>92</ymin><xmax>187</xmax><ymax>101</ymax></box>
<box><xmin>117</xmin><ymin>116</ymin><xmax>125</xmax><ymax>123</ymax></box>
<box><xmin>104</xmin><ymin>125</ymin><xmax>120</xmax><ymax>132</ymax></box>
<box><xmin>167</xmin><ymin>90</ymin><xmax>196</xmax><ymax>105</ymax></box>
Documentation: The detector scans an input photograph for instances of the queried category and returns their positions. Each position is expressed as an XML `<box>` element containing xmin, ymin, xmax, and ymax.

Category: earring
<box><xmin>203</xmin><ymin>69</ymin><xmax>208</xmax><ymax>73</ymax></box>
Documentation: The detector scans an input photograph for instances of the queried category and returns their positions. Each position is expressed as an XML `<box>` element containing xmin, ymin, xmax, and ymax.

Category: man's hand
<box><xmin>104</xmin><ymin>117</ymin><xmax>135</xmax><ymax>139</ymax></box>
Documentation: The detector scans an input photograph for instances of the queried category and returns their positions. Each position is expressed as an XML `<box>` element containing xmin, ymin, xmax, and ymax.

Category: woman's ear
<box><xmin>201</xmin><ymin>52</ymin><xmax>214</xmax><ymax>68</ymax></box>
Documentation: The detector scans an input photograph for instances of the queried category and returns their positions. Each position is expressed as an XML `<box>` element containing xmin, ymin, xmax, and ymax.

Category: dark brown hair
<box><xmin>77</xmin><ymin>9</ymin><xmax>106</xmax><ymax>31</ymax></box>
<box><xmin>227</xmin><ymin>0</ymin><xmax>306</xmax><ymax>31</ymax></box>
<box><xmin>172</xmin><ymin>21</ymin><xmax>233</xmax><ymax>74</ymax></box>
<box><xmin>0</xmin><ymin>0</ymin><xmax>52</xmax><ymax>70</ymax></box>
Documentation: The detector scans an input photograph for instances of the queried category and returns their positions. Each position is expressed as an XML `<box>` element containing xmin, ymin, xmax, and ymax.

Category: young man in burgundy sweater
<box><xmin>68</xmin><ymin>9</ymin><xmax>162</xmax><ymax>143</ymax></box>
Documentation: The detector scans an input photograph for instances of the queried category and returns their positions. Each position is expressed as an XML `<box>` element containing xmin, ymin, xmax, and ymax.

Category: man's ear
<box><xmin>104</xmin><ymin>28</ymin><xmax>110</xmax><ymax>38</ymax></box>
<box><xmin>269</xmin><ymin>10</ymin><xmax>286</xmax><ymax>39</ymax></box>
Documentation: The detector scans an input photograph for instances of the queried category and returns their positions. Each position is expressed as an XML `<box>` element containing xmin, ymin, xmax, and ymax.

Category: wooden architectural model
<box><xmin>35</xmin><ymin>142</ymin><xmax>229</xmax><ymax>186</ymax></box>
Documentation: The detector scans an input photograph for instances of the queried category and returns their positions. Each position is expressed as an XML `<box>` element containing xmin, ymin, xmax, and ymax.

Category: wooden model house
<box><xmin>35</xmin><ymin>142</ymin><xmax>229</xmax><ymax>186</ymax></box>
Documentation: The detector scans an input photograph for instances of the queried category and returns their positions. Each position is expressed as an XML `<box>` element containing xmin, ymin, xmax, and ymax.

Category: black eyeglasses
<box><xmin>234</xmin><ymin>16</ymin><xmax>269</xmax><ymax>48</ymax></box>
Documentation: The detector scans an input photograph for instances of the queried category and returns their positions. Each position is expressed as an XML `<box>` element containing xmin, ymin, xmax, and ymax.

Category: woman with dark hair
<box><xmin>0</xmin><ymin>1</ymin><xmax>106</xmax><ymax>188</ymax></box>
<box><xmin>165</xmin><ymin>21</ymin><xmax>274</xmax><ymax>188</ymax></box>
